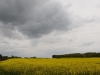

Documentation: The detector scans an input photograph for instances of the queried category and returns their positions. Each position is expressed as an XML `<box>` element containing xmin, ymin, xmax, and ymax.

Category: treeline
<box><xmin>0</xmin><ymin>54</ymin><xmax>37</xmax><ymax>61</ymax></box>
<box><xmin>52</xmin><ymin>52</ymin><xmax>100</xmax><ymax>58</ymax></box>
<box><xmin>0</xmin><ymin>54</ymin><xmax>22</xmax><ymax>61</ymax></box>
<box><xmin>1</xmin><ymin>52</ymin><xmax>100</xmax><ymax>60</ymax></box>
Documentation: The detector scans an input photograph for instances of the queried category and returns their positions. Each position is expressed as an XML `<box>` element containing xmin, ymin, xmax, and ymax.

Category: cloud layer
<box><xmin>0</xmin><ymin>0</ymin><xmax>100</xmax><ymax>57</ymax></box>
<box><xmin>0</xmin><ymin>0</ymin><xmax>70</xmax><ymax>38</ymax></box>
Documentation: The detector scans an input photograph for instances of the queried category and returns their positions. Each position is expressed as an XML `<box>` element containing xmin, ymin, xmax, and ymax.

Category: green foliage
<box><xmin>52</xmin><ymin>52</ymin><xmax>100</xmax><ymax>58</ymax></box>
<box><xmin>30</xmin><ymin>56</ymin><xmax>36</xmax><ymax>58</ymax></box>
<box><xmin>0</xmin><ymin>54</ymin><xmax>2</xmax><ymax>58</ymax></box>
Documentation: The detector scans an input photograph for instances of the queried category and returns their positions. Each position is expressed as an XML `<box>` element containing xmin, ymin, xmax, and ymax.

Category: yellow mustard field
<box><xmin>0</xmin><ymin>58</ymin><xmax>100</xmax><ymax>75</ymax></box>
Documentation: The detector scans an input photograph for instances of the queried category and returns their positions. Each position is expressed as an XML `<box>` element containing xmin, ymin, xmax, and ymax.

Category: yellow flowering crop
<box><xmin>0</xmin><ymin>58</ymin><xmax>100</xmax><ymax>75</ymax></box>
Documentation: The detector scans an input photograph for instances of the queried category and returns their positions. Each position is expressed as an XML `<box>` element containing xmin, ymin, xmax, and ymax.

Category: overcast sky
<box><xmin>0</xmin><ymin>0</ymin><xmax>100</xmax><ymax>57</ymax></box>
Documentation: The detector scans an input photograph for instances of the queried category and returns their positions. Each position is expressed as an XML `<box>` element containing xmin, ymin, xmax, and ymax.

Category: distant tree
<box><xmin>11</xmin><ymin>55</ymin><xmax>14</xmax><ymax>58</ymax></box>
<box><xmin>30</xmin><ymin>56</ymin><xmax>36</xmax><ymax>58</ymax></box>
<box><xmin>52</xmin><ymin>52</ymin><xmax>100</xmax><ymax>58</ymax></box>
<box><xmin>2</xmin><ymin>56</ymin><xmax>8</xmax><ymax>58</ymax></box>
<box><xmin>52</xmin><ymin>55</ymin><xmax>56</xmax><ymax>58</ymax></box>
<box><xmin>0</xmin><ymin>54</ymin><xmax>2</xmax><ymax>58</ymax></box>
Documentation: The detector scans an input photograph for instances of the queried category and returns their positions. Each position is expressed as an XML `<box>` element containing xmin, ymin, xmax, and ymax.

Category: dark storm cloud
<box><xmin>0</xmin><ymin>0</ymin><xmax>71</xmax><ymax>38</ymax></box>
<box><xmin>0</xmin><ymin>0</ymin><xmax>48</xmax><ymax>24</ymax></box>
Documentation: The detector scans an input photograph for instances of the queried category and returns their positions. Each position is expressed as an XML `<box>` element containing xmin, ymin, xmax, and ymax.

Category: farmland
<box><xmin>0</xmin><ymin>58</ymin><xmax>100</xmax><ymax>75</ymax></box>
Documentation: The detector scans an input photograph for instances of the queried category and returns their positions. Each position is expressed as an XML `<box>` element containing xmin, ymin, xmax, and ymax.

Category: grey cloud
<box><xmin>82</xmin><ymin>41</ymin><xmax>95</xmax><ymax>46</ymax></box>
<box><xmin>0</xmin><ymin>0</ymin><xmax>71</xmax><ymax>38</ymax></box>
<box><xmin>0</xmin><ymin>48</ymin><xmax>24</xmax><ymax>57</ymax></box>
<box><xmin>68</xmin><ymin>38</ymin><xmax>74</xmax><ymax>42</ymax></box>
<box><xmin>0</xmin><ymin>23</ymin><xmax>23</xmax><ymax>39</ymax></box>
<box><xmin>0</xmin><ymin>0</ymin><xmax>48</xmax><ymax>24</ymax></box>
